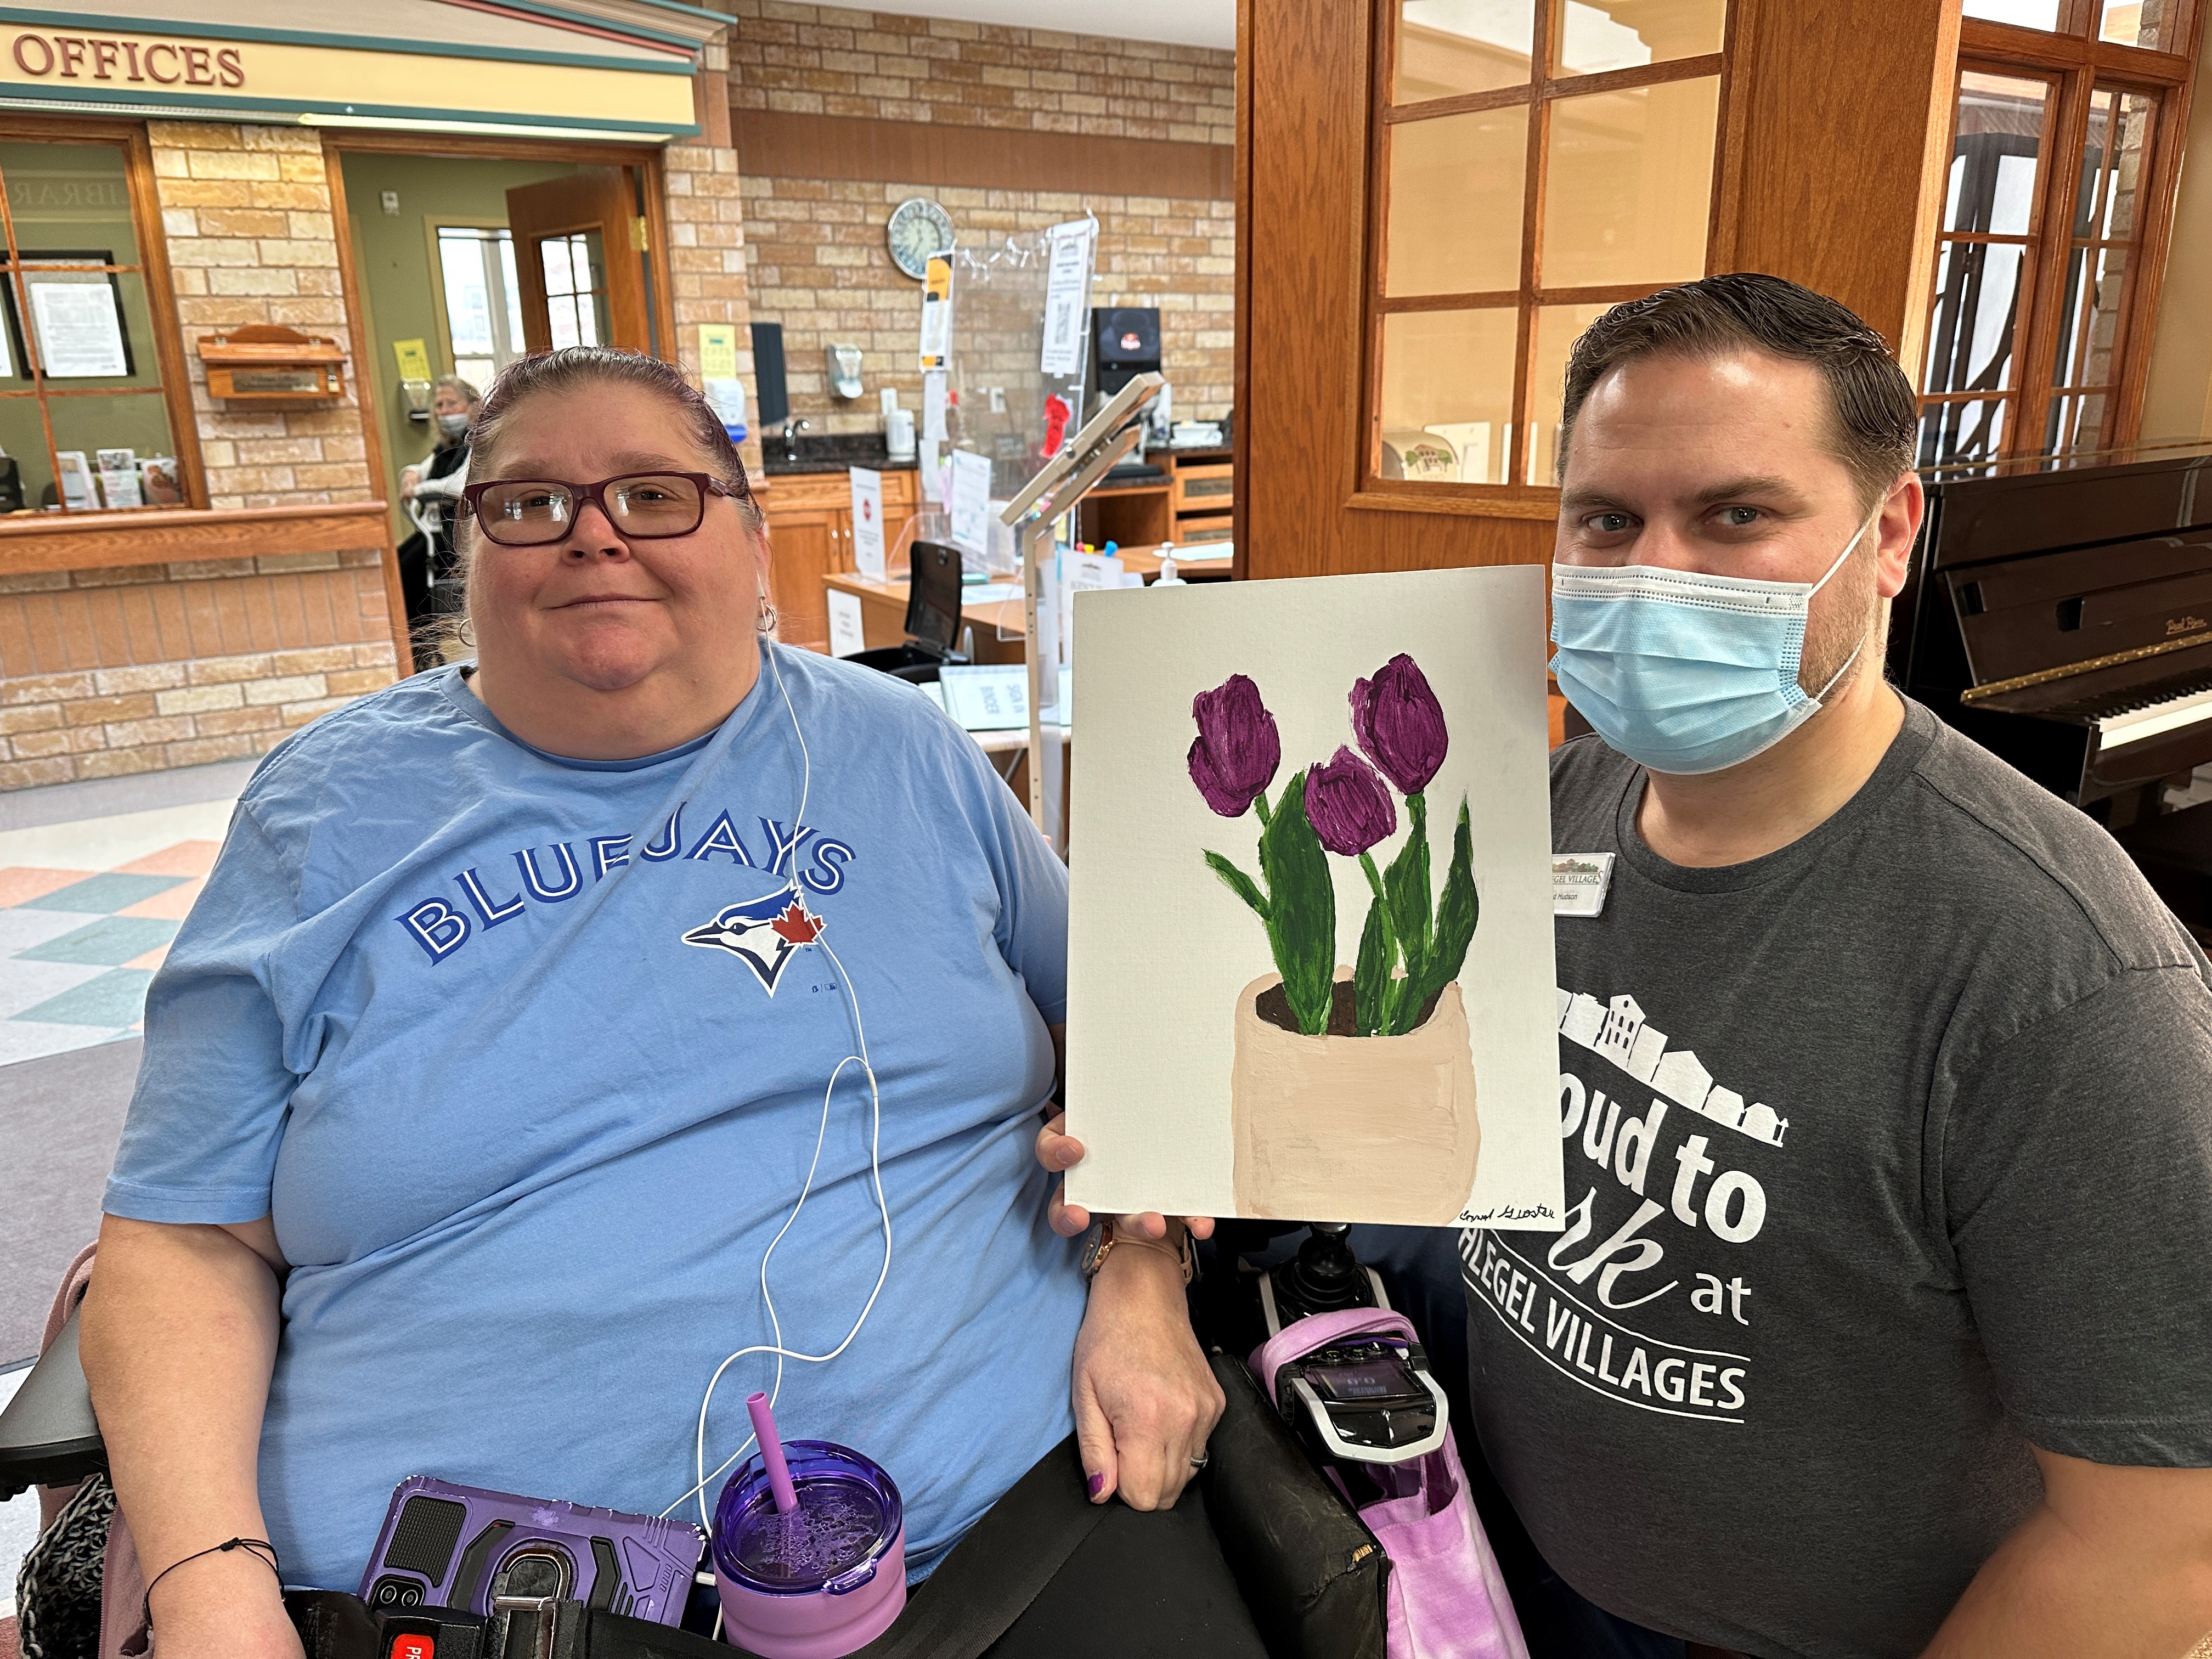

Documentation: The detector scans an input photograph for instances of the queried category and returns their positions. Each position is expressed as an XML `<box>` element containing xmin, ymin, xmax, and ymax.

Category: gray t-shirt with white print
<box><xmin>1462</xmin><ymin>697</ymin><xmax>2212</xmax><ymax>1659</ymax></box>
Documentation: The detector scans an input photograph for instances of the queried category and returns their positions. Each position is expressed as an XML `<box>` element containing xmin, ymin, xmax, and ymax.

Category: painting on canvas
<box><xmin>1064</xmin><ymin>566</ymin><xmax>1562</xmax><ymax>1229</ymax></box>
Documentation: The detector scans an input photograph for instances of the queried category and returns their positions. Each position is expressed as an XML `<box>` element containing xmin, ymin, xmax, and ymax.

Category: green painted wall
<box><xmin>339</xmin><ymin>152</ymin><xmax>577</xmax><ymax>543</ymax></box>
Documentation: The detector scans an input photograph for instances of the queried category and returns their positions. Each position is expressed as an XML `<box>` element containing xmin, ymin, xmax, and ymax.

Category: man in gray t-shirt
<box><xmin>1465</xmin><ymin>276</ymin><xmax>2212</xmax><ymax>1659</ymax></box>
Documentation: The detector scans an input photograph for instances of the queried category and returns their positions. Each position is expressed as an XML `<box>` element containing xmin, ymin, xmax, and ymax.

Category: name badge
<box><xmin>1553</xmin><ymin>853</ymin><xmax>1615</xmax><ymax>917</ymax></box>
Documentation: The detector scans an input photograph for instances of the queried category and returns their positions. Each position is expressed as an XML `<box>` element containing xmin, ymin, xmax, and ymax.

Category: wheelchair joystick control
<box><xmin>1257</xmin><ymin>1223</ymin><xmax>1389</xmax><ymax>1337</ymax></box>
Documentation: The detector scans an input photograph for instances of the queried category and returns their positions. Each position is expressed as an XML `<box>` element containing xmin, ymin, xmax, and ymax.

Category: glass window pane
<box><xmin>45</xmin><ymin>391</ymin><xmax>180</xmax><ymax>511</ymax></box>
<box><xmin>1918</xmin><ymin>398</ymin><xmax>2012</xmax><ymax>470</ymax></box>
<box><xmin>2051</xmin><ymin>241</ymin><xmax>2130</xmax><ymax>391</ymax></box>
<box><xmin>1541</xmin><ymin>75</ymin><xmax>1719</xmax><ymax>290</ymax></box>
<box><xmin>2075</xmin><ymin>87</ymin><xmax>2157</xmax><ymax>241</ymax></box>
<box><xmin>14</xmin><ymin>270</ymin><xmax>165</xmax><ymax>390</ymax></box>
<box><xmin>1963</xmin><ymin>0</ymin><xmax>2062</xmax><ymax>27</ymax></box>
<box><xmin>1523</xmin><ymin>301</ymin><xmax>1613</xmax><ymax>483</ymax></box>
<box><xmin>1924</xmin><ymin>241</ymin><xmax>2028</xmax><ymax>396</ymax></box>
<box><xmin>438</xmin><ymin>230</ymin><xmax>495</xmax><ymax>358</ymax></box>
<box><xmin>498</xmin><ymin>233</ymin><xmax>526</xmax><ymax>362</ymax></box>
<box><xmin>2098</xmin><ymin>0</ymin><xmax>2180</xmax><ymax>48</ymax></box>
<box><xmin>454</xmin><ymin>358</ymin><xmax>495</xmax><ymax>394</ymax></box>
<box><xmin>549</xmin><ymin>294</ymin><xmax>581</xmax><ymax>351</ymax></box>
<box><xmin>1378</xmin><ymin>307</ymin><xmax>1517</xmax><ymax>483</ymax></box>
<box><xmin>541</xmin><ymin>236</ymin><xmax>577</xmax><ymax>301</ymax></box>
<box><xmin>2046</xmin><ymin>388</ymin><xmax>2111</xmax><ymax>453</ymax></box>
<box><xmin>0</xmin><ymin>143</ymin><xmax>141</xmax><ymax>264</ymax></box>
<box><xmin>1393</xmin><ymin>0</ymin><xmax>1536</xmax><ymax>102</ymax></box>
<box><xmin>1385</xmin><ymin>108</ymin><xmax>1530</xmax><ymax>296</ymax></box>
<box><xmin>1555</xmin><ymin>0</ymin><xmax>1725</xmax><ymax>78</ymax></box>
<box><xmin>1946</xmin><ymin>74</ymin><xmax>2047</xmax><ymax>235</ymax></box>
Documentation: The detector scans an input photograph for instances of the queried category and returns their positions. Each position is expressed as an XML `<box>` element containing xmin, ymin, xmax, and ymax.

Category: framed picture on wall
<box><xmin>0</xmin><ymin>251</ymin><xmax>134</xmax><ymax>380</ymax></box>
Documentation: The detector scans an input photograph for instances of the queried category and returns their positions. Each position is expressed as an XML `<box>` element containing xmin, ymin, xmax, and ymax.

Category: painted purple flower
<box><xmin>1304</xmin><ymin>747</ymin><xmax>1397</xmax><ymax>857</ymax></box>
<box><xmin>1351</xmin><ymin>653</ymin><xmax>1448</xmax><ymax>795</ymax></box>
<box><xmin>1188</xmin><ymin>674</ymin><xmax>1282</xmax><ymax>818</ymax></box>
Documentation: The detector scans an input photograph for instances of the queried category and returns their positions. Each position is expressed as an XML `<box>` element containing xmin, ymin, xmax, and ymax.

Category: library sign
<box><xmin>9</xmin><ymin>32</ymin><xmax>244</xmax><ymax>88</ymax></box>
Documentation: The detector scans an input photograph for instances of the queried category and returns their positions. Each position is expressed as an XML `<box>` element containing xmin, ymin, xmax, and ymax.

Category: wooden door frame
<box><xmin>324</xmin><ymin>132</ymin><xmax>684</xmax><ymax>672</ymax></box>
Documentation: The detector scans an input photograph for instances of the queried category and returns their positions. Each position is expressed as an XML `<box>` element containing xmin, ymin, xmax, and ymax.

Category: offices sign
<box><xmin>9</xmin><ymin>33</ymin><xmax>245</xmax><ymax>88</ymax></box>
<box><xmin>0</xmin><ymin>24</ymin><xmax>696</xmax><ymax>140</ymax></box>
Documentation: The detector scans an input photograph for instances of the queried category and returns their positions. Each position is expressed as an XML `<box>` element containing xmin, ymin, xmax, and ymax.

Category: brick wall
<box><xmin>728</xmin><ymin>4</ymin><xmax>1235</xmax><ymax>435</ymax></box>
<box><xmin>149</xmin><ymin>122</ymin><xmax>376</xmax><ymax>510</ymax></box>
<box><xmin>0</xmin><ymin>551</ymin><xmax>397</xmax><ymax>788</ymax></box>
<box><xmin>727</xmin><ymin>1</ymin><xmax>1233</xmax><ymax>144</ymax></box>
<box><xmin>742</xmin><ymin>176</ymin><xmax>1233</xmax><ymax>431</ymax></box>
<box><xmin>664</xmin><ymin>127</ymin><xmax>767</xmax><ymax>478</ymax></box>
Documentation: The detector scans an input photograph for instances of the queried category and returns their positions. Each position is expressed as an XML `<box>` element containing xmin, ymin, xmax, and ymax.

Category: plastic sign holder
<box><xmin>998</xmin><ymin>371</ymin><xmax>1165</xmax><ymax>848</ymax></box>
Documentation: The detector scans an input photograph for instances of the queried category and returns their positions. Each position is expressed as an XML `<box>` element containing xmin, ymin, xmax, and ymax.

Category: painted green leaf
<box><xmin>1381</xmin><ymin>788</ymin><xmax>1432</xmax><ymax>988</ymax></box>
<box><xmin>1203</xmin><ymin>849</ymin><xmax>1270</xmax><ymax>923</ymax></box>
<box><xmin>1353</xmin><ymin>895</ymin><xmax>1392</xmax><ymax>1037</ymax></box>
<box><xmin>1398</xmin><ymin>794</ymin><xmax>1479</xmax><ymax>1032</ymax></box>
<box><xmin>1260</xmin><ymin>769</ymin><xmax>1336</xmax><ymax>1036</ymax></box>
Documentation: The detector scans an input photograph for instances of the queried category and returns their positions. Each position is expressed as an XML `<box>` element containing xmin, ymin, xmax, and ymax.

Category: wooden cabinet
<box><xmin>758</xmin><ymin>468</ymin><xmax>919</xmax><ymax>651</ymax></box>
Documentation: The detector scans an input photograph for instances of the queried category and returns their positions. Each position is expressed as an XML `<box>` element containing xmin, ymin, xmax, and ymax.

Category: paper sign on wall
<box><xmin>392</xmin><ymin>338</ymin><xmax>432</xmax><ymax>382</ymax></box>
<box><xmin>826</xmin><ymin>588</ymin><xmax>866</xmax><ymax>658</ymax></box>
<box><xmin>1063</xmin><ymin>566</ymin><xmax>1564</xmax><ymax>1231</ymax></box>
<box><xmin>948</xmin><ymin>449</ymin><xmax>991</xmax><ymax>555</ymax></box>
<box><xmin>848</xmin><ymin>466</ymin><xmax>886</xmax><ymax>580</ymax></box>
<box><xmin>1039</xmin><ymin>218</ymin><xmax>1094</xmax><ymax>377</ymax></box>
<box><xmin>30</xmin><ymin>279</ymin><xmax>127</xmax><ymax>378</ymax></box>
<box><xmin>922</xmin><ymin>369</ymin><xmax>948</xmax><ymax>441</ymax></box>
<box><xmin>918</xmin><ymin>256</ymin><xmax>953</xmax><ymax>370</ymax></box>
<box><xmin>698</xmin><ymin>324</ymin><xmax>741</xmax><ymax>379</ymax></box>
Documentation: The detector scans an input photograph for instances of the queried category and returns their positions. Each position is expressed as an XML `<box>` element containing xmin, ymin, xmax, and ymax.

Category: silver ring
<box><xmin>1188</xmin><ymin>1453</ymin><xmax>1209</xmax><ymax>1470</ymax></box>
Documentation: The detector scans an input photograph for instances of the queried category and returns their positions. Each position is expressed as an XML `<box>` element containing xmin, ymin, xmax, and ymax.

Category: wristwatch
<box><xmin>1080</xmin><ymin>1218</ymin><xmax>1197</xmax><ymax>1286</ymax></box>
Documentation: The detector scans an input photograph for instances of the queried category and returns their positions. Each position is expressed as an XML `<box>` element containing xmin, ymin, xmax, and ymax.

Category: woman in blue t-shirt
<box><xmin>81</xmin><ymin>347</ymin><xmax>1256</xmax><ymax>1659</ymax></box>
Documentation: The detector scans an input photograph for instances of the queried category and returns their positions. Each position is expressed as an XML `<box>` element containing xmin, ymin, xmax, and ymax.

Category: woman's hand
<box><xmin>1035</xmin><ymin>1112</ymin><xmax>1216</xmax><ymax>1245</ymax></box>
<box><xmin>1071</xmin><ymin>1232</ymin><xmax>1224</xmax><ymax>1511</ymax></box>
<box><xmin>399</xmin><ymin>466</ymin><xmax>421</xmax><ymax>500</ymax></box>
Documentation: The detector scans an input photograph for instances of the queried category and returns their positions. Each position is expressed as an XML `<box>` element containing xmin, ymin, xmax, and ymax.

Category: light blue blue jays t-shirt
<box><xmin>103</xmin><ymin>644</ymin><xmax>1081</xmax><ymax>1593</ymax></box>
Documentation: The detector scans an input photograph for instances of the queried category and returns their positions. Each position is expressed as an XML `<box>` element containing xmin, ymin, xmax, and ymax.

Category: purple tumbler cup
<box><xmin>711</xmin><ymin>1396</ymin><xmax>905</xmax><ymax>1658</ymax></box>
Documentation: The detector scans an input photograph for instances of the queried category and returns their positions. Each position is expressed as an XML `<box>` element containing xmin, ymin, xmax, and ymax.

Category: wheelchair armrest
<box><xmin>0</xmin><ymin>1305</ymin><xmax>107</xmax><ymax>1500</ymax></box>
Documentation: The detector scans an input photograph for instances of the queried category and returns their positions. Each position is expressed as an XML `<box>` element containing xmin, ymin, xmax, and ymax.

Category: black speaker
<box><xmin>750</xmin><ymin>321</ymin><xmax>788</xmax><ymax>427</ymax></box>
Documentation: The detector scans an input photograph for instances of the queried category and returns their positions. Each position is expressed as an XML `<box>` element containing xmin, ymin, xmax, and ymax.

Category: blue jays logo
<box><xmin>681</xmin><ymin>889</ymin><xmax>825</xmax><ymax>995</ymax></box>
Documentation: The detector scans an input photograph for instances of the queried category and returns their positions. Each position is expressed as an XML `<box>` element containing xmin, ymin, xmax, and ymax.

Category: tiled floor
<box><xmin>0</xmin><ymin>800</ymin><xmax>233</xmax><ymax>1067</ymax></box>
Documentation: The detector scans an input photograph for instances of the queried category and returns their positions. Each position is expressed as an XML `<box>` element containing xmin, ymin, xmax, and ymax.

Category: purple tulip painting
<box><xmin>1194</xmin><ymin>656</ymin><xmax>1479</xmax><ymax>1041</ymax></box>
<box><xmin>1188</xmin><ymin>651</ymin><xmax>1484</xmax><ymax>1222</ymax></box>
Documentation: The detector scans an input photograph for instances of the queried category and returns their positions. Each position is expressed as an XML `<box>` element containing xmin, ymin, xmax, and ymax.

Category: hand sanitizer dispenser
<box><xmin>828</xmin><ymin>343</ymin><xmax>864</xmax><ymax>400</ymax></box>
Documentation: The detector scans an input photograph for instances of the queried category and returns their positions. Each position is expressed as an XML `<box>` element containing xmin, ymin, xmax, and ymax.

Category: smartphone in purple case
<box><xmin>359</xmin><ymin>1476</ymin><xmax>706</xmax><ymax>1623</ymax></box>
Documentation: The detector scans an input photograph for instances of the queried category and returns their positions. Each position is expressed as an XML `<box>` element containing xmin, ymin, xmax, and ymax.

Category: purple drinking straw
<box><xmin>746</xmin><ymin>1392</ymin><xmax>799</xmax><ymax>1516</ymax></box>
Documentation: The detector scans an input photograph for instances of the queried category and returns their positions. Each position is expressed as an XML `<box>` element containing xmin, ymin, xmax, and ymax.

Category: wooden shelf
<box><xmin>0</xmin><ymin>500</ymin><xmax>393</xmax><ymax>575</ymax></box>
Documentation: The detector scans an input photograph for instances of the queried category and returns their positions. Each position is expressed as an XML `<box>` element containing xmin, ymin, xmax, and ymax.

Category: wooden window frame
<box><xmin>1922</xmin><ymin>4</ymin><xmax>2204</xmax><ymax>467</ymax></box>
<box><xmin>0</xmin><ymin>116</ymin><xmax>207</xmax><ymax>513</ymax></box>
<box><xmin>1357</xmin><ymin>0</ymin><xmax>1739</xmax><ymax>519</ymax></box>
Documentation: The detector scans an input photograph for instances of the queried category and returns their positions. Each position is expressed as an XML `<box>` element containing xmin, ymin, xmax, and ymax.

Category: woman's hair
<box><xmin>431</xmin><ymin>374</ymin><xmax>481</xmax><ymax>451</ymax></box>
<box><xmin>431</xmin><ymin>347</ymin><xmax>767</xmax><ymax>659</ymax></box>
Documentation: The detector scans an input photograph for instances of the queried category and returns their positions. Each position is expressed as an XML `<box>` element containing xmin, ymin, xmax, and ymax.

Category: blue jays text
<box><xmin>394</xmin><ymin>804</ymin><xmax>857</xmax><ymax>964</ymax></box>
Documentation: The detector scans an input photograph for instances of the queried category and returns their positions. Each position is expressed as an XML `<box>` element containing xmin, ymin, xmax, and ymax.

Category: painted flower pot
<box><xmin>1229</xmin><ymin>970</ymin><xmax>1480</xmax><ymax>1224</ymax></box>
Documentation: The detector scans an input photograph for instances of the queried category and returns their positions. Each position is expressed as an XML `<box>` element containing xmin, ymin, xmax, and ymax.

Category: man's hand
<box><xmin>1071</xmin><ymin>1233</ymin><xmax>1224</xmax><ymax>1510</ymax></box>
<box><xmin>1035</xmin><ymin>1111</ymin><xmax>1216</xmax><ymax>1244</ymax></box>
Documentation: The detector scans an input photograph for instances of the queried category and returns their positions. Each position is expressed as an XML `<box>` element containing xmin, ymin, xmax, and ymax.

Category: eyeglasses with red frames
<box><xmin>456</xmin><ymin>472</ymin><xmax>748</xmax><ymax>547</ymax></box>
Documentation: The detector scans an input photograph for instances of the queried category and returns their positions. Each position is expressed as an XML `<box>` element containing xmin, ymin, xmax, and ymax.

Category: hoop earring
<box><xmin>758</xmin><ymin>599</ymin><xmax>777</xmax><ymax>635</ymax></box>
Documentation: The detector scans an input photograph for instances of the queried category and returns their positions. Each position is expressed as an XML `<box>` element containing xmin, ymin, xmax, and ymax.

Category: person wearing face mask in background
<box><xmin>1448</xmin><ymin>275</ymin><xmax>2212</xmax><ymax>1659</ymax></box>
<box><xmin>394</xmin><ymin>375</ymin><xmax>480</xmax><ymax>671</ymax></box>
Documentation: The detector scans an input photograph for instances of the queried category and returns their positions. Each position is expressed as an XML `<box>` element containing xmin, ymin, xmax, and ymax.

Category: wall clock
<box><xmin>886</xmin><ymin>198</ymin><xmax>955</xmax><ymax>280</ymax></box>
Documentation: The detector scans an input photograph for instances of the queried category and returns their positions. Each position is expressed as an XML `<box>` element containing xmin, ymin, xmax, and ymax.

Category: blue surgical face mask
<box><xmin>1548</xmin><ymin>510</ymin><xmax>1878</xmax><ymax>776</ymax></box>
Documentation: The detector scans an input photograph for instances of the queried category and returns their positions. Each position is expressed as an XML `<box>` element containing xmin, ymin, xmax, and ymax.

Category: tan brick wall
<box><xmin>0</xmin><ymin>551</ymin><xmax>396</xmax><ymax>787</ymax></box>
<box><xmin>728</xmin><ymin>1</ymin><xmax>1234</xmax><ymax>144</ymax></box>
<box><xmin>148</xmin><ymin>122</ymin><xmax>376</xmax><ymax>511</ymax></box>
<box><xmin>743</xmin><ymin>177</ymin><xmax>1234</xmax><ymax>432</ymax></box>
<box><xmin>664</xmin><ymin>136</ymin><xmax>766</xmax><ymax>478</ymax></box>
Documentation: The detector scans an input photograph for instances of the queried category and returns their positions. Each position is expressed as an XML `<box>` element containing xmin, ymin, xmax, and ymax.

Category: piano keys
<box><xmin>1895</xmin><ymin>445</ymin><xmax>2212</xmax><ymax>815</ymax></box>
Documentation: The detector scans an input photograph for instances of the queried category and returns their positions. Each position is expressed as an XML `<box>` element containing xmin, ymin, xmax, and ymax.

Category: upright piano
<box><xmin>1897</xmin><ymin>443</ymin><xmax>2212</xmax><ymax>820</ymax></box>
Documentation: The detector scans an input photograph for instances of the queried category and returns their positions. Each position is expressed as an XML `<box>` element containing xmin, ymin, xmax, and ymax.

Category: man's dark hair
<box><xmin>1557</xmin><ymin>274</ymin><xmax>1918</xmax><ymax>507</ymax></box>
